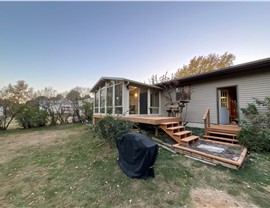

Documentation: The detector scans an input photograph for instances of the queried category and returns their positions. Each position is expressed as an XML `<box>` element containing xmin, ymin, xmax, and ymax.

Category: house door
<box><xmin>140</xmin><ymin>92</ymin><xmax>148</xmax><ymax>114</ymax></box>
<box><xmin>218</xmin><ymin>89</ymin><xmax>230</xmax><ymax>124</ymax></box>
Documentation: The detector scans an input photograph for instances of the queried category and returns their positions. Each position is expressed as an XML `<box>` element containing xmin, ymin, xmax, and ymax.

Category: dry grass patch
<box><xmin>0</xmin><ymin>129</ymin><xmax>77</xmax><ymax>164</ymax></box>
<box><xmin>191</xmin><ymin>187</ymin><xmax>258</xmax><ymax>208</ymax></box>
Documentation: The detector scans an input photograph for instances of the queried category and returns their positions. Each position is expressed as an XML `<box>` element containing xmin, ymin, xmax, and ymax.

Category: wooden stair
<box><xmin>203</xmin><ymin>125</ymin><xmax>240</xmax><ymax>144</ymax></box>
<box><xmin>159</xmin><ymin>122</ymin><xmax>199</xmax><ymax>145</ymax></box>
<box><xmin>203</xmin><ymin>108</ymin><xmax>241</xmax><ymax>144</ymax></box>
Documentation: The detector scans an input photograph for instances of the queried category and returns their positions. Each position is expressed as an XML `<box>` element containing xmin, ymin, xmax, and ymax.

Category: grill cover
<box><xmin>117</xmin><ymin>132</ymin><xmax>158</xmax><ymax>179</ymax></box>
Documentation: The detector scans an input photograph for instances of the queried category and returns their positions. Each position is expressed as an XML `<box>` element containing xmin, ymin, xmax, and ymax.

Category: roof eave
<box><xmin>90</xmin><ymin>76</ymin><xmax>162</xmax><ymax>92</ymax></box>
<box><xmin>156</xmin><ymin>57</ymin><xmax>270</xmax><ymax>88</ymax></box>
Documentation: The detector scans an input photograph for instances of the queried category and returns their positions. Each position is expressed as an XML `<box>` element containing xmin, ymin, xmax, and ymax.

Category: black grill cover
<box><xmin>117</xmin><ymin>132</ymin><xmax>158</xmax><ymax>179</ymax></box>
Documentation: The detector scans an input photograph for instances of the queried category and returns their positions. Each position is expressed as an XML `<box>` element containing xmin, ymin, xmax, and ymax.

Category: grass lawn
<box><xmin>0</xmin><ymin>124</ymin><xmax>270</xmax><ymax>208</ymax></box>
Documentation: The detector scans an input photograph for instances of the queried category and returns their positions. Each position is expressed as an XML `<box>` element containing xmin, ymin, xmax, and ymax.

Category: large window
<box><xmin>115</xmin><ymin>83</ymin><xmax>123</xmax><ymax>114</ymax></box>
<box><xmin>100</xmin><ymin>87</ymin><xmax>106</xmax><ymax>113</ymax></box>
<box><xmin>106</xmin><ymin>86</ymin><xmax>113</xmax><ymax>114</ymax></box>
<box><xmin>94</xmin><ymin>91</ymin><xmax>99</xmax><ymax>113</ymax></box>
<box><xmin>150</xmin><ymin>89</ymin><xmax>159</xmax><ymax>114</ymax></box>
<box><xmin>94</xmin><ymin>81</ymin><xmax>123</xmax><ymax>115</ymax></box>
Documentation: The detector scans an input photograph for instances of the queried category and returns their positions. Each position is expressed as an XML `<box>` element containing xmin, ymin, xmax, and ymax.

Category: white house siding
<box><xmin>161</xmin><ymin>70</ymin><xmax>270</xmax><ymax>124</ymax></box>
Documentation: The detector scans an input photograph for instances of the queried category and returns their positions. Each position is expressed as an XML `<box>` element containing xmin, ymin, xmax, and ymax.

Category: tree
<box><xmin>15</xmin><ymin>104</ymin><xmax>48</xmax><ymax>129</ymax></box>
<box><xmin>0</xmin><ymin>98</ymin><xmax>21</xmax><ymax>130</ymax></box>
<box><xmin>148</xmin><ymin>71</ymin><xmax>173</xmax><ymax>85</ymax></box>
<box><xmin>72</xmin><ymin>86</ymin><xmax>92</xmax><ymax>98</ymax></box>
<box><xmin>35</xmin><ymin>87</ymin><xmax>57</xmax><ymax>99</ymax></box>
<box><xmin>148</xmin><ymin>72</ymin><xmax>177</xmax><ymax>102</ymax></box>
<box><xmin>174</xmin><ymin>52</ymin><xmax>235</xmax><ymax>78</ymax></box>
<box><xmin>35</xmin><ymin>87</ymin><xmax>60</xmax><ymax>126</ymax></box>
<box><xmin>0</xmin><ymin>81</ymin><xmax>33</xmax><ymax>130</ymax></box>
<box><xmin>7</xmin><ymin>80</ymin><xmax>34</xmax><ymax>104</ymax></box>
<box><xmin>80</xmin><ymin>100</ymin><xmax>93</xmax><ymax>123</ymax></box>
<box><xmin>66</xmin><ymin>89</ymin><xmax>82</xmax><ymax>122</ymax></box>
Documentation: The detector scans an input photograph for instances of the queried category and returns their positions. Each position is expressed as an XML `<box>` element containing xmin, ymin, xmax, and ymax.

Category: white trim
<box><xmin>105</xmin><ymin>82</ymin><xmax>107</xmax><ymax>114</ymax></box>
<box><xmin>159</xmin><ymin>91</ymin><xmax>161</xmax><ymax>115</ymax></box>
<box><xmin>98</xmin><ymin>86</ymin><xmax>101</xmax><ymax>114</ymax></box>
<box><xmin>138</xmin><ymin>88</ymin><xmax>140</xmax><ymax>114</ymax></box>
<box><xmin>112</xmin><ymin>80</ymin><xmax>115</xmax><ymax>114</ymax></box>
<box><xmin>147</xmin><ymin>89</ymin><xmax>151</xmax><ymax>115</ymax></box>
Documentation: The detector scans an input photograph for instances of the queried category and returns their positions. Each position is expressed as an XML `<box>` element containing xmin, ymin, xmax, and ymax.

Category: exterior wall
<box><xmin>161</xmin><ymin>70</ymin><xmax>270</xmax><ymax>124</ymax></box>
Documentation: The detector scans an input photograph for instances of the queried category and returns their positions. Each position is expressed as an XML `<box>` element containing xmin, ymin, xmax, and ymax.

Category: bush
<box><xmin>96</xmin><ymin>115</ymin><xmax>134</xmax><ymax>147</ymax></box>
<box><xmin>15</xmin><ymin>104</ymin><xmax>48</xmax><ymax>129</ymax></box>
<box><xmin>80</xmin><ymin>101</ymin><xmax>93</xmax><ymax>123</ymax></box>
<box><xmin>238</xmin><ymin>97</ymin><xmax>270</xmax><ymax>152</ymax></box>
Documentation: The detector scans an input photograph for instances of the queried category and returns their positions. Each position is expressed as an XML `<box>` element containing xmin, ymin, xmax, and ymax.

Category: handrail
<box><xmin>202</xmin><ymin>107</ymin><xmax>210</xmax><ymax>120</ymax></box>
<box><xmin>203</xmin><ymin>107</ymin><xmax>210</xmax><ymax>135</ymax></box>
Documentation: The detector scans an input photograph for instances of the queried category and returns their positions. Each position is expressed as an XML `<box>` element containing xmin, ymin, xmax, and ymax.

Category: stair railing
<box><xmin>203</xmin><ymin>107</ymin><xmax>210</xmax><ymax>135</ymax></box>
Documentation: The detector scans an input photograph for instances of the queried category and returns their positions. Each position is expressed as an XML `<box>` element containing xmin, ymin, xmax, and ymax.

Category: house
<box><xmin>39</xmin><ymin>98</ymin><xmax>74</xmax><ymax>115</ymax></box>
<box><xmin>90</xmin><ymin>58</ymin><xmax>270</xmax><ymax>169</ymax></box>
<box><xmin>157</xmin><ymin>57</ymin><xmax>270</xmax><ymax>128</ymax></box>
<box><xmin>91</xmin><ymin>58</ymin><xmax>270</xmax><ymax>128</ymax></box>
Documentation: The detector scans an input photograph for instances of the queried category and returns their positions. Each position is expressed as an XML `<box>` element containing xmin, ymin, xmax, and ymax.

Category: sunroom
<box><xmin>90</xmin><ymin>77</ymin><xmax>163</xmax><ymax>117</ymax></box>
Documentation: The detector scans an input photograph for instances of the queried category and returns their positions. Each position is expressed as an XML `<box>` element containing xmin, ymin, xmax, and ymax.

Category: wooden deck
<box><xmin>93</xmin><ymin>115</ymin><xmax>181</xmax><ymax>125</ymax></box>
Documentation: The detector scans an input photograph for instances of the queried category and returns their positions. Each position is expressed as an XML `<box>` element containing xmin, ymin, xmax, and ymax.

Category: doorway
<box><xmin>129</xmin><ymin>86</ymin><xmax>138</xmax><ymax>114</ymax></box>
<box><xmin>218</xmin><ymin>86</ymin><xmax>238</xmax><ymax>125</ymax></box>
<box><xmin>139</xmin><ymin>88</ymin><xmax>148</xmax><ymax>114</ymax></box>
<box><xmin>129</xmin><ymin>86</ymin><xmax>148</xmax><ymax>115</ymax></box>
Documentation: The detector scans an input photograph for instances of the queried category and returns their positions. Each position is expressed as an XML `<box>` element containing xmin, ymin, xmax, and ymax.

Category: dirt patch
<box><xmin>191</xmin><ymin>188</ymin><xmax>258</xmax><ymax>208</ymax></box>
<box><xmin>0</xmin><ymin>130</ymin><xmax>76</xmax><ymax>164</ymax></box>
<box><xmin>189</xmin><ymin>140</ymin><xmax>243</xmax><ymax>160</ymax></box>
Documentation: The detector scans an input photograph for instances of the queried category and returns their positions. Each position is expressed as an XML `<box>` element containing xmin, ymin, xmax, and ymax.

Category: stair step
<box><xmin>160</xmin><ymin>122</ymin><xmax>179</xmax><ymax>126</ymax></box>
<box><xmin>207</xmin><ymin>127</ymin><xmax>239</xmax><ymax>134</ymax></box>
<box><xmin>167</xmin><ymin>126</ymin><xmax>185</xmax><ymax>131</ymax></box>
<box><xmin>207</xmin><ymin>131</ymin><xmax>236</xmax><ymax>137</ymax></box>
<box><xmin>203</xmin><ymin>135</ymin><xmax>238</xmax><ymax>143</ymax></box>
<box><xmin>174</xmin><ymin>130</ymin><xmax>192</xmax><ymax>136</ymax></box>
<box><xmin>181</xmin><ymin>135</ymin><xmax>199</xmax><ymax>143</ymax></box>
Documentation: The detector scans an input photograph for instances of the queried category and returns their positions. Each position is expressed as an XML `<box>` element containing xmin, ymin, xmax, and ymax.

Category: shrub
<box><xmin>238</xmin><ymin>97</ymin><xmax>270</xmax><ymax>152</ymax></box>
<box><xmin>15</xmin><ymin>104</ymin><xmax>48</xmax><ymax>129</ymax></box>
<box><xmin>80</xmin><ymin>101</ymin><xmax>93</xmax><ymax>123</ymax></box>
<box><xmin>96</xmin><ymin>115</ymin><xmax>134</xmax><ymax>147</ymax></box>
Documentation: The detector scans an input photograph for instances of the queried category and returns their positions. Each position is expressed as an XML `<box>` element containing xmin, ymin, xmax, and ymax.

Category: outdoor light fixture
<box><xmin>134</xmin><ymin>93</ymin><xmax>138</xmax><ymax>98</ymax></box>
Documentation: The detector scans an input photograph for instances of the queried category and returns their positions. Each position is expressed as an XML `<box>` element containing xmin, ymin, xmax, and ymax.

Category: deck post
<box><xmin>154</xmin><ymin>126</ymin><xmax>159</xmax><ymax>137</ymax></box>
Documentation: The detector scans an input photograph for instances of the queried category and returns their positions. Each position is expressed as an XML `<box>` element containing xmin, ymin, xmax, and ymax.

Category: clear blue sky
<box><xmin>1</xmin><ymin>2</ymin><xmax>270</xmax><ymax>92</ymax></box>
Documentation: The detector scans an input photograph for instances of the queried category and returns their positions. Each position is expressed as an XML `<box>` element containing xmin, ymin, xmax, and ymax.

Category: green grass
<box><xmin>0</xmin><ymin>124</ymin><xmax>270</xmax><ymax>207</ymax></box>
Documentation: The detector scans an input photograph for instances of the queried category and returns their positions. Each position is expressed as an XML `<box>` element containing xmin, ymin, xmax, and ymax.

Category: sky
<box><xmin>1</xmin><ymin>2</ymin><xmax>270</xmax><ymax>93</ymax></box>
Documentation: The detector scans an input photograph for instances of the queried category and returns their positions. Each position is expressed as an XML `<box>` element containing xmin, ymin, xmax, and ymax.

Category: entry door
<box><xmin>219</xmin><ymin>89</ymin><xmax>230</xmax><ymax>124</ymax></box>
<box><xmin>140</xmin><ymin>92</ymin><xmax>148</xmax><ymax>114</ymax></box>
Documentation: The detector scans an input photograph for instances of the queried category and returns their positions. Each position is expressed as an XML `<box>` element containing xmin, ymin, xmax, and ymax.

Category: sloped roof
<box><xmin>90</xmin><ymin>77</ymin><xmax>162</xmax><ymax>92</ymax></box>
<box><xmin>156</xmin><ymin>57</ymin><xmax>270</xmax><ymax>88</ymax></box>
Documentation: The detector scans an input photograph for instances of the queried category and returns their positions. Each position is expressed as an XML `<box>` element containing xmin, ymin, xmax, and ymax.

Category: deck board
<box><xmin>93</xmin><ymin>115</ymin><xmax>181</xmax><ymax>125</ymax></box>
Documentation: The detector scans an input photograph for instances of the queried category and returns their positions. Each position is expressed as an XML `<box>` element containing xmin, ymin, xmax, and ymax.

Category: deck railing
<box><xmin>203</xmin><ymin>107</ymin><xmax>210</xmax><ymax>135</ymax></box>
